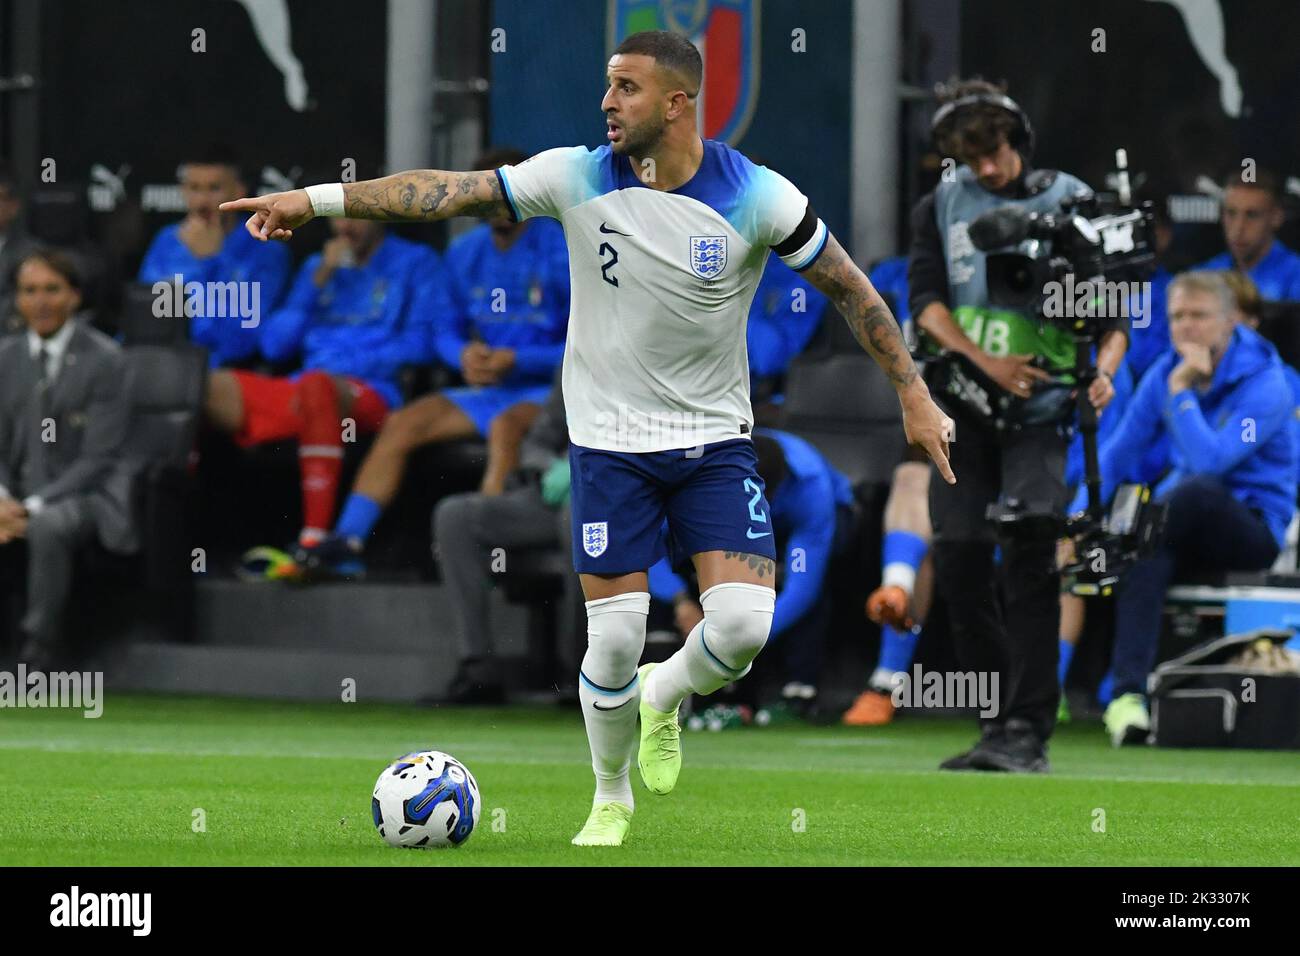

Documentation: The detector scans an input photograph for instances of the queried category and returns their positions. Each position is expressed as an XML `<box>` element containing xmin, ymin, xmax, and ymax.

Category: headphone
<box><xmin>930</xmin><ymin>92</ymin><xmax>1035</xmax><ymax>158</ymax></box>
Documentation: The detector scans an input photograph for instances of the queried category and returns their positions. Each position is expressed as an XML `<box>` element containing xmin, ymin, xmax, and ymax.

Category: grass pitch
<box><xmin>1</xmin><ymin>694</ymin><xmax>1296</xmax><ymax>866</ymax></box>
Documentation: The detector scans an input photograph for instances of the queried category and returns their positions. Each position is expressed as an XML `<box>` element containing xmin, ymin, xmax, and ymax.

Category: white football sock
<box><xmin>882</xmin><ymin>561</ymin><xmax>917</xmax><ymax>593</ymax></box>
<box><xmin>578</xmin><ymin>592</ymin><xmax>649</xmax><ymax>808</ymax></box>
<box><xmin>645</xmin><ymin>582</ymin><xmax>775</xmax><ymax>712</ymax></box>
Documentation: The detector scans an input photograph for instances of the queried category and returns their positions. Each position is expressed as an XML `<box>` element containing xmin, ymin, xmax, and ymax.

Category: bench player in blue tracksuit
<box><xmin>1073</xmin><ymin>271</ymin><xmax>1297</xmax><ymax>746</ymax></box>
<box><xmin>138</xmin><ymin>145</ymin><xmax>292</xmax><ymax>367</ymax></box>
<box><xmin>301</xmin><ymin>148</ymin><xmax>571</xmax><ymax>578</ymax></box>
<box><xmin>1196</xmin><ymin>169</ymin><xmax>1300</xmax><ymax>303</ymax></box>
<box><xmin>202</xmin><ymin>217</ymin><xmax>442</xmax><ymax>575</ymax></box>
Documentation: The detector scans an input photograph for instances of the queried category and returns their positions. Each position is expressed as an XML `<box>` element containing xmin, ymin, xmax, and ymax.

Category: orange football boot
<box><xmin>842</xmin><ymin>689</ymin><xmax>896</xmax><ymax>726</ymax></box>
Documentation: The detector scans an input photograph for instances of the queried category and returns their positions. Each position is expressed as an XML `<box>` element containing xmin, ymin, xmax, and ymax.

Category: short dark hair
<box><xmin>475</xmin><ymin>146</ymin><xmax>529</xmax><ymax>170</ymax></box>
<box><xmin>1221</xmin><ymin>166</ymin><xmax>1284</xmax><ymax>206</ymax></box>
<box><xmin>932</xmin><ymin>76</ymin><xmax>1023</xmax><ymax>159</ymax></box>
<box><xmin>14</xmin><ymin>248</ymin><xmax>82</xmax><ymax>291</ymax></box>
<box><xmin>612</xmin><ymin>31</ymin><xmax>703</xmax><ymax>96</ymax></box>
<box><xmin>182</xmin><ymin>143</ymin><xmax>243</xmax><ymax>178</ymax></box>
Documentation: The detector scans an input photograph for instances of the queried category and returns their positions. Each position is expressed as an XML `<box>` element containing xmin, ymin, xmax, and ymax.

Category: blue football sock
<box><xmin>1097</xmin><ymin>669</ymin><xmax>1115</xmax><ymax>706</ymax></box>
<box><xmin>334</xmin><ymin>493</ymin><xmax>382</xmax><ymax>541</ymax></box>
<box><xmin>1058</xmin><ymin>638</ymin><xmax>1075</xmax><ymax>687</ymax></box>
<box><xmin>880</xmin><ymin>529</ymin><xmax>925</xmax><ymax>586</ymax></box>
<box><xmin>882</xmin><ymin>529</ymin><xmax>928</xmax><ymax>572</ymax></box>
<box><xmin>877</xmin><ymin>623</ymin><xmax>919</xmax><ymax>677</ymax></box>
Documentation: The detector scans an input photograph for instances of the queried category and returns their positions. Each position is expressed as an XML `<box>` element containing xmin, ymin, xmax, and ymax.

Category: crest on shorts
<box><xmin>582</xmin><ymin>522</ymin><xmax>609</xmax><ymax>558</ymax></box>
<box><xmin>690</xmin><ymin>236</ymin><xmax>727</xmax><ymax>278</ymax></box>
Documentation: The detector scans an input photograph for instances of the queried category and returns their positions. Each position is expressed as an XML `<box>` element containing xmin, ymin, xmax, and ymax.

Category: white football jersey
<box><xmin>497</xmin><ymin>141</ymin><xmax>827</xmax><ymax>453</ymax></box>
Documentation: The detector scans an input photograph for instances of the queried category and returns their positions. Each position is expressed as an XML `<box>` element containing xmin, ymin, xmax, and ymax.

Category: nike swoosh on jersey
<box><xmin>591</xmin><ymin>698</ymin><xmax>633</xmax><ymax>711</ymax></box>
<box><xmin>599</xmin><ymin>222</ymin><xmax>632</xmax><ymax>236</ymax></box>
<box><xmin>746</xmin><ymin>529</ymin><xmax>773</xmax><ymax>539</ymax></box>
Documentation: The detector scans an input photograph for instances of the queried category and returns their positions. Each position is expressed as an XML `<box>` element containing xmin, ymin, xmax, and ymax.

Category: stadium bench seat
<box><xmin>118</xmin><ymin>281</ymin><xmax>190</xmax><ymax>347</ymax></box>
<box><xmin>122</xmin><ymin>344</ymin><xmax>206</xmax><ymax>589</ymax></box>
<box><xmin>69</xmin><ymin>343</ymin><xmax>208</xmax><ymax>650</ymax></box>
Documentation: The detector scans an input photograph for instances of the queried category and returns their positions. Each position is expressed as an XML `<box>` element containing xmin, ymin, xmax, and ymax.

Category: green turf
<box><xmin>1</xmin><ymin>693</ymin><xmax>1296</xmax><ymax>866</ymax></box>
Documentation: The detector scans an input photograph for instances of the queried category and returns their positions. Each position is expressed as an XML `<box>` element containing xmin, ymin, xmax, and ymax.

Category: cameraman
<box><xmin>909</xmin><ymin>79</ymin><xmax>1129</xmax><ymax>771</ymax></box>
<box><xmin>1079</xmin><ymin>271</ymin><xmax>1297</xmax><ymax>745</ymax></box>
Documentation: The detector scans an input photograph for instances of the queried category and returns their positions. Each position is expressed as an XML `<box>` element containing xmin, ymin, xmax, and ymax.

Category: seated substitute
<box><xmin>1077</xmin><ymin>271</ymin><xmax>1298</xmax><ymax>745</ymax></box>
<box><xmin>301</xmin><ymin>148</ymin><xmax>571</xmax><ymax>579</ymax></box>
<box><xmin>431</xmin><ymin>366</ymin><xmax>575</xmax><ymax>703</ymax></box>
<box><xmin>204</xmin><ymin>217</ymin><xmax>442</xmax><ymax>576</ymax></box>
<box><xmin>1195</xmin><ymin>168</ymin><xmax>1300</xmax><ymax>302</ymax></box>
<box><xmin>137</xmin><ymin>145</ymin><xmax>292</xmax><ymax>367</ymax></box>
<box><xmin>1070</xmin><ymin>270</ymin><xmax>1297</xmax><ymax>713</ymax></box>
<box><xmin>0</xmin><ymin>251</ymin><xmax>135</xmax><ymax>668</ymax></box>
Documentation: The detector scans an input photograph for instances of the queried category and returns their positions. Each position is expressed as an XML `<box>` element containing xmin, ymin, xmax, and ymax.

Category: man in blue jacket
<box><xmin>1196</xmin><ymin>169</ymin><xmax>1300</xmax><ymax>302</ymax></box>
<box><xmin>649</xmin><ymin>427</ymin><xmax>855</xmax><ymax>720</ymax></box>
<box><xmin>138</xmin><ymin>146</ymin><xmax>292</xmax><ymax>367</ymax></box>
<box><xmin>1077</xmin><ymin>271</ymin><xmax>1297</xmax><ymax>745</ymax></box>
<box><xmin>203</xmin><ymin>217</ymin><xmax>442</xmax><ymax>570</ymax></box>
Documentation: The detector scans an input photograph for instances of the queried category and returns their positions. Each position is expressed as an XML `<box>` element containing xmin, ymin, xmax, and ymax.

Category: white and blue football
<box><xmin>371</xmin><ymin>750</ymin><xmax>481</xmax><ymax>849</ymax></box>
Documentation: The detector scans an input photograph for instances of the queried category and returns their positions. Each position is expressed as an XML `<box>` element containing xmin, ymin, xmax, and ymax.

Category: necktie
<box><xmin>37</xmin><ymin>345</ymin><xmax>51</xmax><ymax>384</ymax></box>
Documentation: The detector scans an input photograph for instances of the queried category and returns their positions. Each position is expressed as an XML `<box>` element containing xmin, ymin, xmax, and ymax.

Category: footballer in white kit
<box><xmin>223</xmin><ymin>30</ymin><xmax>954</xmax><ymax>849</ymax></box>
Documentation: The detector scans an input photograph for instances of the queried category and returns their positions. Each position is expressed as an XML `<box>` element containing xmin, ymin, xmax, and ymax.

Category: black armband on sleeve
<box><xmin>773</xmin><ymin>202</ymin><xmax>819</xmax><ymax>258</ymax></box>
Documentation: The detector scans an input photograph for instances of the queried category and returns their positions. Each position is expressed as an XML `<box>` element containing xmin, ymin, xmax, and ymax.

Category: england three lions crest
<box><xmin>582</xmin><ymin>522</ymin><xmax>609</xmax><ymax>558</ymax></box>
<box><xmin>690</xmin><ymin>236</ymin><xmax>727</xmax><ymax>279</ymax></box>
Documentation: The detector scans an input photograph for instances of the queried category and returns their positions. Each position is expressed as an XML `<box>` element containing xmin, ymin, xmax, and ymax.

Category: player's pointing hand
<box><xmin>901</xmin><ymin>388</ymin><xmax>957</xmax><ymax>485</ymax></box>
<box><xmin>219</xmin><ymin>189</ymin><xmax>315</xmax><ymax>242</ymax></box>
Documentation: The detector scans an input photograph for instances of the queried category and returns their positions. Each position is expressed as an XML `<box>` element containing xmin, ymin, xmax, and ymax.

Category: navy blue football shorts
<box><xmin>568</xmin><ymin>437</ymin><xmax>778</xmax><ymax>575</ymax></box>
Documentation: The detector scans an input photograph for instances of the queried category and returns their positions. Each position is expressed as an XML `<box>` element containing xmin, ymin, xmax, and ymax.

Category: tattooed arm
<box><xmin>801</xmin><ymin>232</ymin><xmax>957</xmax><ymax>484</ymax></box>
<box><xmin>343</xmin><ymin>170</ymin><xmax>510</xmax><ymax>222</ymax></box>
<box><xmin>219</xmin><ymin>170</ymin><xmax>510</xmax><ymax>241</ymax></box>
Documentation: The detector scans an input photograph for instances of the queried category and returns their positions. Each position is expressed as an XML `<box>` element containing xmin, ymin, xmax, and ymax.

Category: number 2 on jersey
<box><xmin>599</xmin><ymin>241</ymin><xmax>619</xmax><ymax>287</ymax></box>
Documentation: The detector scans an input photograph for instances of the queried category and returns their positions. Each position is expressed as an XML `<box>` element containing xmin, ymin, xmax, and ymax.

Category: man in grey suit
<box><xmin>432</xmin><ymin>365</ymin><xmax>582</xmax><ymax>703</ymax></box>
<box><xmin>0</xmin><ymin>163</ymin><xmax>39</xmax><ymax>335</ymax></box>
<box><xmin>0</xmin><ymin>250</ymin><xmax>136</xmax><ymax>667</ymax></box>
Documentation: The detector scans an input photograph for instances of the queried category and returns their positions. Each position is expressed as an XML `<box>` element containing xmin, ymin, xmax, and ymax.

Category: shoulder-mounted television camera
<box><xmin>931</xmin><ymin>151</ymin><xmax>1167</xmax><ymax>594</ymax></box>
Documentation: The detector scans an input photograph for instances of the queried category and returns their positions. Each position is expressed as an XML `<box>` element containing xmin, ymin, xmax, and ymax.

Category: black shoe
<box><xmin>436</xmin><ymin>659</ymin><xmax>506</xmax><ymax>705</ymax></box>
<box><xmin>939</xmin><ymin>724</ymin><xmax>1004</xmax><ymax>771</ymax></box>
<box><xmin>969</xmin><ymin>718</ymin><xmax>1050</xmax><ymax>773</ymax></box>
<box><xmin>17</xmin><ymin>637</ymin><xmax>54</xmax><ymax>673</ymax></box>
<box><xmin>295</xmin><ymin>535</ymin><xmax>366</xmax><ymax>582</ymax></box>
